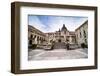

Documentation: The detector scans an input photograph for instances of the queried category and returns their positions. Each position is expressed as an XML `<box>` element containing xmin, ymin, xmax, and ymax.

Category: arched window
<box><xmin>29</xmin><ymin>40</ymin><xmax>32</xmax><ymax>45</ymax></box>
<box><xmin>30</xmin><ymin>34</ymin><xmax>33</xmax><ymax>38</ymax></box>
<box><xmin>80</xmin><ymin>32</ymin><xmax>81</xmax><ymax>38</ymax></box>
<box><xmin>83</xmin><ymin>30</ymin><xmax>86</xmax><ymax>38</ymax></box>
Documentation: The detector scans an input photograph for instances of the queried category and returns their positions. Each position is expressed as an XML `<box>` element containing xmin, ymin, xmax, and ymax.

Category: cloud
<box><xmin>28</xmin><ymin>15</ymin><xmax>47</xmax><ymax>32</ymax></box>
<box><xmin>28</xmin><ymin>15</ymin><xmax>88</xmax><ymax>33</ymax></box>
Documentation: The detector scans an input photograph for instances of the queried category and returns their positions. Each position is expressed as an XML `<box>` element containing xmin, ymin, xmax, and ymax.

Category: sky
<box><xmin>28</xmin><ymin>15</ymin><xmax>88</xmax><ymax>33</ymax></box>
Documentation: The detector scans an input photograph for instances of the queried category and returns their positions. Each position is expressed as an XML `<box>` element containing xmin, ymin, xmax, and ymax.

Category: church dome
<box><xmin>61</xmin><ymin>24</ymin><xmax>67</xmax><ymax>31</ymax></box>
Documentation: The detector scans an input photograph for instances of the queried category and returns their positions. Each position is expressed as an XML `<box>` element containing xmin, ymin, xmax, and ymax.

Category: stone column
<box><xmin>69</xmin><ymin>36</ymin><xmax>72</xmax><ymax>44</ymax></box>
<box><xmin>38</xmin><ymin>37</ymin><xmax>40</xmax><ymax>44</ymax></box>
<box><xmin>35</xmin><ymin>36</ymin><xmax>37</xmax><ymax>44</ymax></box>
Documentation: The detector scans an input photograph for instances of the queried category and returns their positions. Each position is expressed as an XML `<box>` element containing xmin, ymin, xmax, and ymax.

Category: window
<box><xmin>30</xmin><ymin>34</ymin><xmax>33</xmax><ymax>38</ymax></box>
<box><xmin>83</xmin><ymin>30</ymin><xmax>86</xmax><ymax>38</ymax></box>
<box><xmin>64</xmin><ymin>31</ymin><xmax>66</xmax><ymax>34</ymax></box>
<box><xmin>80</xmin><ymin>32</ymin><xmax>81</xmax><ymax>38</ymax></box>
<box><xmin>85</xmin><ymin>39</ymin><xmax>87</xmax><ymax>43</ymax></box>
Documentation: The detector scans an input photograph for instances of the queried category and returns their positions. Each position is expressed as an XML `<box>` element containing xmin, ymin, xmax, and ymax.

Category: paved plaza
<box><xmin>28</xmin><ymin>48</ymin><xmax>88</xmax><ymax>61</ymax></box>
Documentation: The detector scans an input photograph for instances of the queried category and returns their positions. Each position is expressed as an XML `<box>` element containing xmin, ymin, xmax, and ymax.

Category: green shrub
<box><xmin>29</xmin><ymin>44</ymin><xmax>37</xmax><ymax>49</ymax></box>
<box><xmin>81</xmin><ymin>43</ymin><xmax>87</xmax><ymax>48</ymax></box>
<box><xmin>51</xmin><ymin>45</ymin><xmax>54</xmax><ymax>50</ymax></box>
<box><xmin>32</xmin><ymin>44</ymin><xmax>37</xmax><ymax>49</ymax></box>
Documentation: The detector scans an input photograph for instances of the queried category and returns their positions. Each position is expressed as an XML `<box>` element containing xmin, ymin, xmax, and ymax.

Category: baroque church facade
<box><xmin>45</xmin><ymin>24</ymin><xmax>76</xmax><ymax>44</ymax></box>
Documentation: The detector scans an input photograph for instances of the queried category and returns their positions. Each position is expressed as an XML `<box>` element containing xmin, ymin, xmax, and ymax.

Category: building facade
<box><xmin>28</xmin><ymin>25</ymin><xmax>46</xmax><ymax>46</ymax></box>
<box><xmin>45</xmin><ymin>24</ymin><xmax>76</xmax><ymax>44</ymax></box>
<box><xmin>75</xmin><ymin>20</ymin><xmax>88</xmax><ymax>47</ymax></box>
<box><xmin>28</xmin><ymin>20</ymin><xmax>88</xmax><ymax>48</ymax></box>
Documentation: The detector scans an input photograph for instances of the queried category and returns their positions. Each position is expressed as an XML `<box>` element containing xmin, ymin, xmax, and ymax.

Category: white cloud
<box><xmin>29</xmin><ymin>16</ymin><xmax>47</xmax><ymax>32</ymax></box>
<box><xmin>29</xmin><ymin>15</ymin><xmax>88</xmax><ymax>33</ymax></box>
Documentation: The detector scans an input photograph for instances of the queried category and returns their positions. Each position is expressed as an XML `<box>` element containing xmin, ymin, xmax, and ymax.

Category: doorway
<box><xmin>58</xmin><ymin>39</ymin><xmax>61</xmax><ymax>42</ymax></box>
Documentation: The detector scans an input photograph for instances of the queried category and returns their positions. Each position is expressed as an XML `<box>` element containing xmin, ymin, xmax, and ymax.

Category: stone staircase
<box><xmin>53</xmin><ymin>42</ymin><xmax>67</xmax><ymax>49</ymax></box>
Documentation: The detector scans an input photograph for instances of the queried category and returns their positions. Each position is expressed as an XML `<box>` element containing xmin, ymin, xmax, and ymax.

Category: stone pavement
<box><xmin>28</xmin><ymin>48</ymin><xmax>88</xmax><ymax>61</ymax></box>
<box><xmin>53</xmin><ymin>42</ymin><xmax>66</xmax><ymax>49</ymax></box>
